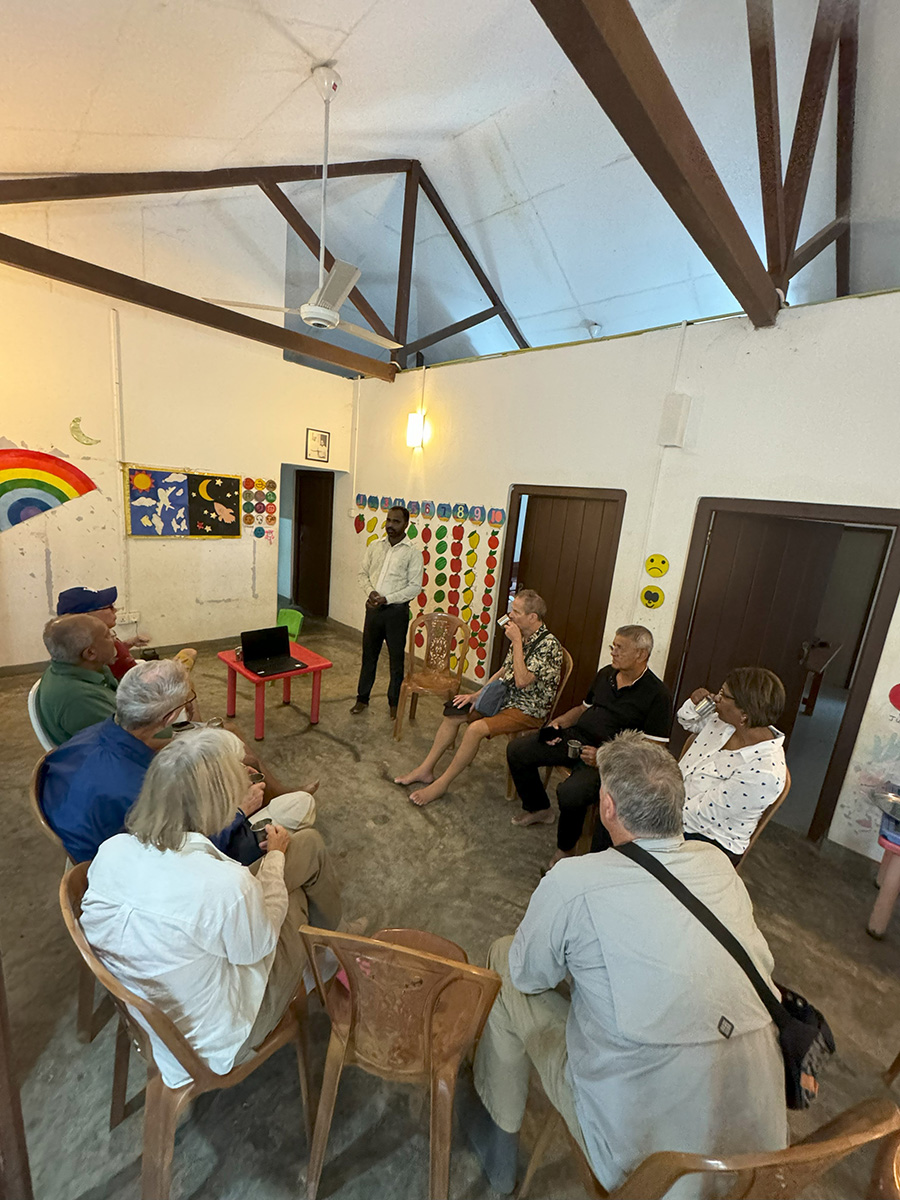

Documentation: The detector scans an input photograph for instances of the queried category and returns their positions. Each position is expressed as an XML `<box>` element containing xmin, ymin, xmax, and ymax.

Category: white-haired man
<box><xmin>36</xmin><ymin>614</ymin><xmax>119</xmax><ymax>744</ymax></box>
<box><xmin>462</xmin><ymin>732</ymin><xmax>787</xmax><ymax>1195</ymax></box>
<box><xmin>39</xmin><ymin>661</ymin><xmax>319</xmax><ymax>876</ymax></box>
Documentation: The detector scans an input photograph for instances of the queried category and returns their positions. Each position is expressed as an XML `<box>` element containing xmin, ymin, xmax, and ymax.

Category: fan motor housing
<box><xmin>300</xmin><ymin>303</ymin><xmax>340</xmax><ymax>330</ymax></box>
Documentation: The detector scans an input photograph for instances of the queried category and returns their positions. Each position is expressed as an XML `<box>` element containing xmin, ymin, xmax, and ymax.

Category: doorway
<box><xmin>665</xmin><ymin>498</ymin><xmax>900</xmax><ymax>841</ymax></box>
<box><xmin>492</xmin><ymin>485</ymin><xmax>626</xmax><ymax>714</ymax></box>
<box><xmin>291</xmin><ymin>469</ymin><xmax>335</xmax><ymax>617</ymax></box>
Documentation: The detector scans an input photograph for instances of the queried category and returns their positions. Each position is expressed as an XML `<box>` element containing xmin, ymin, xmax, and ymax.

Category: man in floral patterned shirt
<box><xmin>395</xmin><ymin>590</ymin><xmax>563</xmax><ymax>807</ymax></box>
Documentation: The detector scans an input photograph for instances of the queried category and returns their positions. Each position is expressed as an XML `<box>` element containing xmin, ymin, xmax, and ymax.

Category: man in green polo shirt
<box><xmin>36</xmin><ymin>614</ymin><xmax>119</xmax><ymax>745</ymax></box>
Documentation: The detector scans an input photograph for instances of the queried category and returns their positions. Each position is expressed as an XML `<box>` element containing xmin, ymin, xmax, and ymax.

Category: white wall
<box><xmin>0</xmin><ymin>192</ymin><xmax>351</xmax><ymax>665</ymax></box>
<box><xmin>341</xmin><ymin>291</ymin><xmax>900</xmax><ymax>859</ymax></box>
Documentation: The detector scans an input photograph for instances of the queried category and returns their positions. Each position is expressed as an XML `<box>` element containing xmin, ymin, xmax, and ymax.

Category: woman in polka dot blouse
<box><xmin>677</xmin><ymin>667</ymin><xmax>787</xmax><ymax>864</ymax></box>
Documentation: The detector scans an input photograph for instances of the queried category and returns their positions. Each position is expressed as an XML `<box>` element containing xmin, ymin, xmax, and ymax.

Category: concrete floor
<box><xmin>3</xmin><ymin>619</ymin><xmax>900</xmax><ymax>1199</ymax></box>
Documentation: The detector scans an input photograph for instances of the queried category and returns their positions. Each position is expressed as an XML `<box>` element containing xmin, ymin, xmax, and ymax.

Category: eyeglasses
<box><xmin>718</xmin><ymin>689</ymin><xmax>735</xmax><ymax>701</ymax></box>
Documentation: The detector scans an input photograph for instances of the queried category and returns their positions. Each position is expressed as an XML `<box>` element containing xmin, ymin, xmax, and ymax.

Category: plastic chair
<box><xmin>506</xmin><ymin>646</ymin><xmax>574</xmax><ymax>798</ymax></box>
<box><xmin>393</xmin><ymin>613</ymin><xmax>471</xmax><ymax>741</ymax></box>
<box><xmin>518</xmin><ymin>1093</ymin><xmax>900</xmax><ymax>1199</ymax></box>
<box><xmin>277</xmin><ymin>607</ymin><xmax>304</xmax><ymax>641</ymax></box>
<box><xmin>27</xmin><ymin>679</ymin><xmax>56</xmax><ymax>752</ymax></box>
<box><xmin>300</xmin><ymin>925</ymin><xmax>501</xmax><ymax>1200</ymax></box>
<box><xmin>29</xmin><ymin>756</ymin><xmax>108</xmax><ymax>1044</ymax></box>
<box><xmin>60</xmin><ymin>862</ymin><xmax>313</xmax><ymax>1200</ymax></box>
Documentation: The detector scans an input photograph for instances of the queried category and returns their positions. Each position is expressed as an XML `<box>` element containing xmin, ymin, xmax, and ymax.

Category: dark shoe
<box><xmin>350</xmin><ymin>701</ymin><xmax>368</xmax><ymax>715</ymax></box>
<box><xmin>140</xmin><ymin>647</ymin><xmax>160</xmax><ymax>661</ymax></box>
<box><xmin>389</xmin><ymin>705</ymin><xmax>398</xmax><ymax>719</ymax></box>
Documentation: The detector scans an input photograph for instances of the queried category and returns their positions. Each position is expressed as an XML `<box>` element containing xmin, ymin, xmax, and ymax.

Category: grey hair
<box><xmin>125</xmin><ymin>727</ymin><xmax>246</xmax><ymax>852</ymax></box>
<box><xmin>116</xmin><ymin>660</ymin><xmax>192</xmax><ymax>731</ymax></box>
<box><xmin>42</xmin><ymin>614</ymin><xmax>106</xmax><ymax>664</ymax></box>
<box><xmin>595</xmin><ymin>730</ymin><xmax>683</xmax><ymax>837</ymax></box>
<box><xmin>616</xmin><ymin>624</ymin><xmax>653</xmax><ymax>656</ymax></box>
<box><xmin>515</xmin><ymin>589</ymin><xmax>547</xmax><ymax>619</ymax></box>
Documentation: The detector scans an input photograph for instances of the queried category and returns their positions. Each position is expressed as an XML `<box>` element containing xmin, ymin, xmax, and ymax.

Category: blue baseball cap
<box><xmin>56</xmin><ymin>586</ymin><xmax>118</xmax><ymax>615</ymax></box>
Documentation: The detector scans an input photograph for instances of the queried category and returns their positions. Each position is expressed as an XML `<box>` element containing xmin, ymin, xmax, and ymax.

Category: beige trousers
<box><xmin>473</xmin><ymin>935</ymin><xmax>588</xmax><ymax>1157</ymax></box>
<box><xmin>237</xmin><ymin>827</ymin><xmax>342</xmax><ymax>1059</ymax></box>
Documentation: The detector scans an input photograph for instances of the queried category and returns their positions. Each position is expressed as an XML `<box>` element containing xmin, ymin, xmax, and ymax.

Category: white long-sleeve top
<box><xmin>358</xmin><ymin>535</ymin><xmax>423</xmax><ymax>606</ymax></box>
<box><xmin>677</xmin><ymin>697</ymin><xmax>787</xmax><ymax>855</ymax></box>
<box><xmin>81</xmin><ymin>832</ymin><xmax>287</xmax><ymax>1087</ymax></box>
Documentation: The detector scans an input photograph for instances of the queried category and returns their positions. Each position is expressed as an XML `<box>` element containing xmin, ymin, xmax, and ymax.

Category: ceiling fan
<box><xmin>205</xmin><ymin>65</ymin><xmax>401</xmax><ymax>353</ymax></box>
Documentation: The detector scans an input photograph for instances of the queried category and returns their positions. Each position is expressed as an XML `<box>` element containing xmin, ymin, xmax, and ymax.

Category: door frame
<box><xmin>664</xmin><ymin>497</ymin><xmax>900</xmax><ymax>842</ymax></box>
<box><xmin>491</xmin><ymin>484</ymin><xmax>627</xmax><ymax>675</ymax></box>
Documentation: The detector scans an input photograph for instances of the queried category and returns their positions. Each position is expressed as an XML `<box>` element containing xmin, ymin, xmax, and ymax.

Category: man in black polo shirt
<box><xmin>507</xmin><ymin>624</ymin><xmax>671</xmax><ymax>866</ymax></box>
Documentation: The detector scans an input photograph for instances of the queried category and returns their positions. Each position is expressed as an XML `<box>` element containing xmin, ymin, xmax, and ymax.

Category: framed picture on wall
<box><xmin>306</xmin><ymin>428</ymin><xmax>330</xmax><ymax>463</ymax></box>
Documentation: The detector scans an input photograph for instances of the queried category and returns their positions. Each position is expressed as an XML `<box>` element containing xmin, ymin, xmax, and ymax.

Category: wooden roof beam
<box><xmin>529</xmin><ymin>0</ymin><xmax>780</xmax><ymax>327</ymax></box>
<box><xmin>0</xmin><ymin>161</ymin><xmax>414</xmax><ymax>206</ymax></box>
<box><xmin>835</xmin><ymin>0</ymin><xmax>859</xmax><ymax>295</ymax></box>
<box><xmin>0</xmin><ymin>232</ymin><xmax>397</xmax><ymax>382</ymax></box>
<box><xmin>747</xmin><ymin>0</ymin><xmax>787</xmax><ymax>278</ymax></box>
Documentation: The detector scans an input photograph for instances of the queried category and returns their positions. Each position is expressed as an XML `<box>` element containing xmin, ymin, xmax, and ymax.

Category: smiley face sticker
<box><xmin>640</xmin><ymin>585</ymin><xmax>665</xmax><ymax>609</ymax></box>
<box><xmin>645</xmin><ymin>554</ymin><xmax>669</xmax><ymax>578</ymax></box>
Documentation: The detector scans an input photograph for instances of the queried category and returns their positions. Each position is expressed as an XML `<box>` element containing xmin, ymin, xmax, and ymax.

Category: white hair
<box><xmin>116</xmin><ymin>660</ymin><xmax>191</xmax><ymax>731</ymax></box>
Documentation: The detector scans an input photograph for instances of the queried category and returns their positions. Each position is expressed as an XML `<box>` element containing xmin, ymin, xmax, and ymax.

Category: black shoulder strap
<box><xmin>523</xmin><ymin>626</ymin><xmax>550</xmax><ymax>664</ymax></box>
<box><xmin>614</xmin><ymin>841</ymin><xmax>788</xmax><ymax>1031</ymax></box>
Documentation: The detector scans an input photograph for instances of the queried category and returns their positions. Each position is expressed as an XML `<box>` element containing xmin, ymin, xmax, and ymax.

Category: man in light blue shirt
<box><xmin>463</xmin><ymin>731</ymin><xmax>787</xmax><ymax>1195</ymax></box>
<box><xmin>351</xmin><ymin>505</ymin><xmax>423</xmax><ymax>719</ymax></box>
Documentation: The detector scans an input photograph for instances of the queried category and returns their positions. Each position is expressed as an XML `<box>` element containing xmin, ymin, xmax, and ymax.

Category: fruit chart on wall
<box><xmin>354</xmin><ymin>495</ymin><xmax>507</xmax><ymax>679</ymax></box>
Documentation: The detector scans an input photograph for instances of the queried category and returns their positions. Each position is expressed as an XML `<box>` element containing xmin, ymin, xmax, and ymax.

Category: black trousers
<box><xmin>356</xmin><ymin>602</ymin><xmax>409</xmax><ymax>707</ymax></box>
<box><xmin>507</xmin><ymin>733</ymin><xmax>604</xmax><ymax>852</ymax></box>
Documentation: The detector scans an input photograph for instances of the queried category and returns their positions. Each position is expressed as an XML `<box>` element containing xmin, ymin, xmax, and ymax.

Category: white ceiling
<box><xmin>1</xmin><ymin>0</ymin><xmax>896</xmax><ymax>366</ymax></box>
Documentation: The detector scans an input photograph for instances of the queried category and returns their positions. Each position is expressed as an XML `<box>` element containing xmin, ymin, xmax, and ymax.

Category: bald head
<box><xmin>43</xmin><ymin>614</ymin><xmax>116</xmax><ymax>671</ymax></box>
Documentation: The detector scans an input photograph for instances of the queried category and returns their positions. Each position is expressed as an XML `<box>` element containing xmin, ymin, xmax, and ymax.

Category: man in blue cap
<box><xmin>56</xmin><ymin>586</ymin><xmax>195</xmax><ymax>680</ymax></box>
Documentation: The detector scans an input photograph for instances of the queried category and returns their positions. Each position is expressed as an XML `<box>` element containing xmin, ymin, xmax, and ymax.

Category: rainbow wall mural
<box><xmin>0</xmin><ymin>448</ymin><xmax>97</xmax><ymax>532</ymax></box>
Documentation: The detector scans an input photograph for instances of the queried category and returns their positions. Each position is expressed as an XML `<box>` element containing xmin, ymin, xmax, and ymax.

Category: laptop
<box><xmin>240</xmin><ymin>626</ymin><xmax>306</xmax><ymax>676</ymax></box>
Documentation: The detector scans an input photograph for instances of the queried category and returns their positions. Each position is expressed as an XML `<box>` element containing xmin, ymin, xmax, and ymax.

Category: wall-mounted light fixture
<box><xmin>406</xmin><ymin>411</ymin><xmax>425</xmax><ymax>448</ymax></box>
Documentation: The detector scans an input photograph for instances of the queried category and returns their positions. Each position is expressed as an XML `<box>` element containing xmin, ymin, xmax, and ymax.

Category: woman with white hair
<box><xmin>80</xmin><ymin>727</ymin><xmax>341</xmax><ymax>1087</ymax></box>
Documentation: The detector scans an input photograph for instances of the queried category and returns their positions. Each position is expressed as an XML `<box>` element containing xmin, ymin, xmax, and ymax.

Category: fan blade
<box><xmin>203</xmin><ymin>298</ymin><xmax>303</xmax><ymax>314</ymax></box>
<box><xmin>312</xmin><ymin>260</ymin><xmax>361</xmax><ymax>311</ymax></box>
<box><xmin>339</xmin><ymin>319</ymin><xmax>402</xmax><ymax>351</ymax></box>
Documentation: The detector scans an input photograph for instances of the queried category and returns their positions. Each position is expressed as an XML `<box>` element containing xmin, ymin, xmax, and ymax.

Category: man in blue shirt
<box><xmin>39</xmin><ymin>660</ymin><xmax>261</xmax><ymax>863</ymax></box>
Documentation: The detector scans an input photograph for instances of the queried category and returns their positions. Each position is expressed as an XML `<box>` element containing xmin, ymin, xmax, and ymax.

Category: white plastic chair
<box><xmin>28</xmin><ymin>680</ymin><xmax>57</xmax><ymax>752</ymax></box>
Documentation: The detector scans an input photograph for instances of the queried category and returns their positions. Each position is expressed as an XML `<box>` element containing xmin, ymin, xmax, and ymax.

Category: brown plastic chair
<box><xmin>506</xmin><ymin>646</ymin><xmax>574</xmax><ymax>798</ymax></box>
<box><xmin>394</xmin><ymin>612</ymin><xmax>471</xmax><ymax>740</ymax></box>
<box><xmin>29</xmin><ymin>755</ymin><xmax>111</xmax><ymax>1044</ymax></box>
<box><xmin>60</xmin><ymin>861</ymin><xmax>313</xmax><ymax>1200</ymax></box>
<box><xmin>518</xmin><ymin>1093</ymin><xmax>900</xmax><ymax>1199</ymax></box>
<box><xmin>300</xmin><ymin>924</ymin><xmax>501</xmax><ymax>1200</ymax></box>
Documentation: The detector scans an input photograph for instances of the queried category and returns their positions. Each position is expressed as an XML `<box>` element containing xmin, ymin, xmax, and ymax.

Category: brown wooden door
<box><xmin>291</xmin><ymin>469</ymin><xmax>334</xmax><ymax>617</ymax></box>
<box><xmin>670</xmin><ymin>511</ymin><xmax>842</xmax><ymax>751</ymax></box>
<box><xmin>493</xmin><ymin>487</ymin><xmax>626</xmax><ymax>714</ymax></box>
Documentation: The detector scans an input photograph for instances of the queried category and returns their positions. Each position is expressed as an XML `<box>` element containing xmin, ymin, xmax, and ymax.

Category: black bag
<box><xmin>615</xmin><ymin>841</ymin><xmax>835</xmax><ymax>1109</ymax></box>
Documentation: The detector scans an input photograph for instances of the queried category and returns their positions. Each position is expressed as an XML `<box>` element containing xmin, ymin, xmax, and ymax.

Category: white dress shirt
<box><xmin>81</xmin><ymin>832</ymin><xmax>287</xmax><ymax>1088</ymax></box>
<box><xmin>359</xmin><ymin>535</ymin><xmax>423</xmax><ymax>606</ymax></box>
<box><xmin>509</xmin><ymin>838</ymin><xmax>787</xmax><ymax>1193</ymax></box>
<box><xmin>677</xmin><ymin>697</ymin><xmax>787</xmax><ymax>855</ymax></box>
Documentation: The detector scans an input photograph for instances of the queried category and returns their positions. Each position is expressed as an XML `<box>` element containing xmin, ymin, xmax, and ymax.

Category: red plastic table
<box><xmin>218</xmin><ymin>642</ymin><xmax>333</xmax><ymax>740</ymax></box>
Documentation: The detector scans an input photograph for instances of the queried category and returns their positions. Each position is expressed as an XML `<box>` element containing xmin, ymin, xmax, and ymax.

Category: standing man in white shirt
<box><xmin>351</xmin><ymin>505</ymin><xmax>424</xmax><ymax>719</ymax></box>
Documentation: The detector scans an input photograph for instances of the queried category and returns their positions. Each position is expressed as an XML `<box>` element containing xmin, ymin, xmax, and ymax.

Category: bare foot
<box><xmin>394</xmin><ymin>767</ymin><xmax>435</xmax><ymax>786</ymax></box>
<box><xmin>547</xmin><ymin>849</ymin><xmax>575</xmax><ymax>871</ymax></box>
<box><xmin>511</xmin><ymin>809</ymin><xmax>555</xmax><ymax>827</ymax></box>
<box><xmin>303</xmin><ymin>780</ymin><xmax>320</xmax><ymax>796</ymax></box>
<box><xmin>409</xmin><ymin>781</ymin><xmax>446</xmax><ymax>807</ymax></box>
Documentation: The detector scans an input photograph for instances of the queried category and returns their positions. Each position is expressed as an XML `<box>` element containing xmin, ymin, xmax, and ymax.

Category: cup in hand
<box><xmin>567</xmin><ymin>739</ymin><xmax>583</xmax><ymax>760</ymax></box>
<box><xmin>498</xmin><ymin>613</ymin><xmax>510</xmax><ymax>628</ymax></box>
<box><xmin>694</xmin><ymin>696</ymin><xmax>717</xmax><ymax>720</ymax></box>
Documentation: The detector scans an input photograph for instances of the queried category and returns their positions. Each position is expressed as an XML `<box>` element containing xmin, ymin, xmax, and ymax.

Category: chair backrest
<box><xmin>737</xmin><ymin>767</ymin><xmax>791</xmax><ymax>870</ymax></box>
<box><xmin>276</xmin><ymin>607</ymin><xmax>304</xmax><ymax>641</ymax></box>
<box><xmin>29</xmin><ymin>755</ymin><xmax>66</xmax><ymax>855</ymax></box>
<box><xmin>59</xmin><ymin>862</ymin><xmax>223</xmax><ymax>1089</ymax></box>
<box><xmin>549</xmin><ymin>647</ymin><xmax>574</xmax><ymax>720</ymax></box>
<box><xmin>610</xmin><ymin>1095</ymin><xmax>900</xmax><ymax>1199</ymax></box>
<box><xmin>405</xmin><ymin>612</ymin><xmax>470</xmax><ymax>691</ymax></box>
<box><xmin>300</xmin><ymin>925</ymin><xmax>500</xmax><ymax>1082</ymax></box>
<box><xmin>28</xmin><ymin>679</ymin><xmax>56</xmax><ymax>752</ymax></box>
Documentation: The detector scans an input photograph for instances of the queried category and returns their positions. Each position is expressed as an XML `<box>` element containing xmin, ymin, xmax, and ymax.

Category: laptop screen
<box><xmin>241</xmin><ymin>625</ymin><xmax>290</xmax><ymax>663</ymax></box>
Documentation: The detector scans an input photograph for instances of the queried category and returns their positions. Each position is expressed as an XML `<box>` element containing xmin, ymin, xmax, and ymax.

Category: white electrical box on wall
<box><xmin>658</xmin><ymin>392</ymin><xmax>692</xmax><ymax>447</ymax></box>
